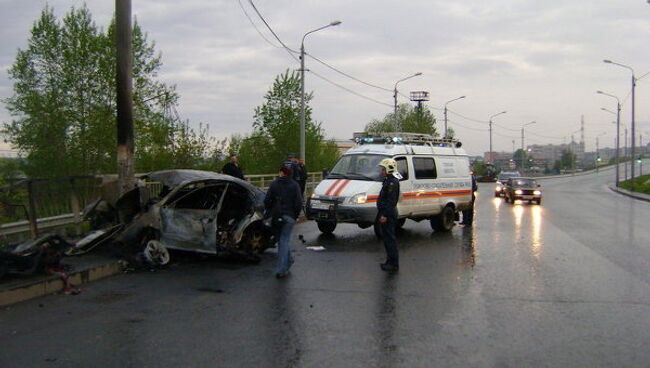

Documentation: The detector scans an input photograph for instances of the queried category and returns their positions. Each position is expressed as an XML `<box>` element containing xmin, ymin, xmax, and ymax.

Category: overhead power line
<box><xmin>243</xmin><ymin>0</ymin><xmax>396</xmax><ymax>108</ymax></box>
<box><xmin>237</xmin><ymin>0</ymin><xmax>283</xmax><ymax>49</ymax></box>
<box><xmin>309</xmin><ymin>70</ymin><xmax>393</xmax><ymax>107</ymax></box>
<box><xmin>446</xmin><ymin>109</ymin><xmax>488</xmax><ymax>124</ymax></box>
<box><xmin>305</xmin><ymin>52</ymin><xmax>393</xmax><ymax>92</ymax></box>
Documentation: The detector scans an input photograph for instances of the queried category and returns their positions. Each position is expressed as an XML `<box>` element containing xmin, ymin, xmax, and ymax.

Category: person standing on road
<box><xmin>221</xmin><ymin>154</ymin><xmax>245</xmax><ymax>180</ymax></box>
<box><xmin>461</xmin><ymin>171</ymin><xmax>478</xmax><ymax>226</ymax></box>
<box><xmin>265</xmin><ymin>165</ymin><xmax>303</xmax><ymax>278</ymax></box>
<box><xmin>377</xmin><ymin>158</ymin><xmax>401</xmax><ymax>272</ymax></box>
<box><xmin>297</xmin><ymin>159</ymin><xmax>307</xmax><ymax>196</ymax></box>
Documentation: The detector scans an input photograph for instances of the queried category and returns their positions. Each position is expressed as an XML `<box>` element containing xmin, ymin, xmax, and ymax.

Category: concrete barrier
<box><xmin>0</xmin><ymin>260</ymin><xmax>126</xmax><ymax>307</ymax></box>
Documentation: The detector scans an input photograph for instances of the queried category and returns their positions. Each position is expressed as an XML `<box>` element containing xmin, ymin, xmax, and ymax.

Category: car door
<box><xmin>159</xmin><ymin>182</ymin><xmax>227</xmax><ymax>253</ymax></box>
<box><xmin>410</xmin><ymin>156</ymin><xmax>439</xmax><ymax>215</ymax></box>
<box><xmin>393</xmin><ymin>156</ymin><xmax>412</xmax><ymax>217</ymax></box>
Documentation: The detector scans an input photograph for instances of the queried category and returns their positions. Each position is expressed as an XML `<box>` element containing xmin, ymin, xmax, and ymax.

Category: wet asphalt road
<box><xmin>1</xmin><ymin>166</ymin><xmax>649</xmax><ymax>368</ymax></box>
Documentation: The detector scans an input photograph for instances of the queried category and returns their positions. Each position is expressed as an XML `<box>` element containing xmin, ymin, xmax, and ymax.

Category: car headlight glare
<box><xmin>311</xmin><ymin>193</ymin><xmax>317</xmax><ymax>199</ymax></box>
<box><xmin>514</xmin><ymin>189</ymin><xmax>523</xmax><ymax>195</ymax></box>
<box><xmin>349</xmin><ymin>192</ymin><xmax>368</xmax><ymax>204</ymax></box>
<box><xmin>495</xmin><ymin>186</ymin><xmax>502</xmax><ymax>191</ymax></box>
<box><xmin>533</xmin><ymin>190</ymin><xmax>541</xmax><ymax>195</ymax></box>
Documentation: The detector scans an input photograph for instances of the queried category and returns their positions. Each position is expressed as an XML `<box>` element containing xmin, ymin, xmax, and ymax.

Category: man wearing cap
<box><xmin>264</xmin><ymin>164</ymin><xmax>303</xmax><ymax>278</ymax></box>
<box><xmin>377</xmin><ymin>158</ymin><xmax>401</xmax><ymax>272</ymax></box>
<box><xmin>221</xmin><ymin>154</ymin><xmax>244</xmax><ymax>180</ymax></box>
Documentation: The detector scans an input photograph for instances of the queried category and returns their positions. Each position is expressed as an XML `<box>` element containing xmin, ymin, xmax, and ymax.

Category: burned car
<box><xmin>73</xmin><ymin>170</ymin><xmax>273</xmax><ymax>264</ymax></box>
<box><xmin>0</xmin><ymin>234</ymin><xmax>73</xmax><ymax>279</ymax></box>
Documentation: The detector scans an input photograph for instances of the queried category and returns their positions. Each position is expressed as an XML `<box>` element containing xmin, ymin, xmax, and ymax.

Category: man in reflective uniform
<box><xmin>377</xmin><ymin>158</ymin><xmax>400</xmax><ymax>272</ymax></box>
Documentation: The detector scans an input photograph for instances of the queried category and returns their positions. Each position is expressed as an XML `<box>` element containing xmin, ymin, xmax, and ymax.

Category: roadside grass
<box><xmin>619</xmin><ymin>174</ymin><xmax>650</xmax><ymax>195</ymax></box>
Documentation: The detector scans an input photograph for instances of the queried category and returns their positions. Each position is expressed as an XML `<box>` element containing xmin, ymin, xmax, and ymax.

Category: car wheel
<box><xmin>430</xmin><ymin>206</ymin><xmax>455</xmax><ymax>232</ymax></box>
<box><xmin>536</xmin><ymin>199</ymin><xmax>542</xmax><ymax>205</ymax></box>
<box><xmin>317</xmin><ymin>221</ymin><xmax>336</xmax><ymax>234</ymax></box>
<box><xmin>494</xmin><ymin>192</ymin><xmax>500</xmax><ymax>197</ymax></box>
<box><xmin>242</xmin><ymin>223</ymin><xmax>271</xmax><ymax>254</ymax></box>
<box><xmin>143</xmin><ymin>239</ymin><xmax>170</xmax><ymax>266</ymax></box>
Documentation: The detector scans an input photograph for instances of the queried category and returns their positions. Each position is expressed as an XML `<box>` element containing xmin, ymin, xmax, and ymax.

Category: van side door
<box><xmin>393</xmin><ymin>156</ymin><xmax>412</xmax><ymax>218</ymax></box>
<box><xmin>410</xmin><ymin>156</ymin><xmax>439</xmax><ymax>215</ymax></box>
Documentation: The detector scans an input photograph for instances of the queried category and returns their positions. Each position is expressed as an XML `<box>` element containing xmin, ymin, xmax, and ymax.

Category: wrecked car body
<box><xmin>0</xmin><ymin>234</ymin><xmax>73</xmax><ymax>279</ymax></box>
<box><xmin>71</xmin><ymin>170</ymin><xmax>273</xmax><ymax>264</ymax></box>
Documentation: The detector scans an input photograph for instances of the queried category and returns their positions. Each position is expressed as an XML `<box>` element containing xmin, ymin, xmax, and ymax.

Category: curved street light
<box><xmin>299</xmin><ymin>20</ymin><xmax>342</xmax><ymax>161</ymax></box>
<box><xmin>487</xmin><ymin>111</ymin><xmax>507</xmax><ymax>164</ymax></box>
<box><xmin>597</xmin><ymin>90</ymin><xmax>622</xmax><ymax>186</ymax></box>
<box><xmin>521</xmin><ymin>121</ymin><xmax>536</xmax><ymax>172</ymax></box>
<box><xmin>443</xmin><ymin>95</ymin><xmax>466</xmax><ymax>138</ymax></box>
<box><xmin>604</xmin><ymin>59</ymin><xmax>637</xmax><ymax>187</ymax></box>
<box><xmin>393</xmin><ymin>72</ymin><xmax>423</xmax><ymax>128</ymax></box>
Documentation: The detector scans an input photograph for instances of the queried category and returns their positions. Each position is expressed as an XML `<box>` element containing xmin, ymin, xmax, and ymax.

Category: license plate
<box><xmin>311</xmin><ymin>201</ymin><xmax>330</xmax><ymax>210</ymax></box>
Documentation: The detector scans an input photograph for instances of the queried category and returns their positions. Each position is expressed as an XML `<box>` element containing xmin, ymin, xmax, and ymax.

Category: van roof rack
<box><xmin>352</xmin><ymin>132</ymin><xmax>462</xmax><ymax>148</ymax></box>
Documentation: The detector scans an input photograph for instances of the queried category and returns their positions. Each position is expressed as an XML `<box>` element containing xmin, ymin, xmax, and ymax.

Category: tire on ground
<box><xmin>430</xmin><ymin>205</ymin><xmax>455</xmax><ymax>232</ymax></box>
<box><xmin>317</xmin><ymin>221</ymin><xmax>337</xmax><ymax>234</ymax></box>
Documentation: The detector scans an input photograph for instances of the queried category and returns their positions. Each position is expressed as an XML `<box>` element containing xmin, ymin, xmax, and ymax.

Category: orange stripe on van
<box><xmin>333</xmin><ymin>179</ymin><xmax>351</xmax><ymax>196</ymax></box>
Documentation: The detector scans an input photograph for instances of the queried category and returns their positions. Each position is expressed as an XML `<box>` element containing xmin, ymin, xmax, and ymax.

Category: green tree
<box><xmin>236</xmin><ymin>70</ymin><xmax>339</xmax><ymax>174</ymax></box>
<box><xmin>365</xmin><ymin>103</ymin><xmax>438</xmax><ymax>136</ymax></box>
<box><xmin>3</xmin><ymin>5</ymin><xmax>201</xmax><ymax>178</ymax></box>
<box><xmin>560</xmin><ymin>149</ymin><xmax>576</xmax><ymax>170</ymax></box>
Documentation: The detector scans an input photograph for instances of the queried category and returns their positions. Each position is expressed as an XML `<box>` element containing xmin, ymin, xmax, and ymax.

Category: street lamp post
<box><xmin>393</xmin><ymin>72</ymin><xmax>423</xmax><ymax>129</ymax></box>
<box><xmin>443</xmin><ymin>95</ymin><xmax>466</xmax><ymax>138</ymax></box>
<box><xmin>598</xmin><ymin>91</ymin><xmax>621</xmax><ymax>186</ymax></box>
<box><xmin>488</xmin><ymin>111</ymin><xmax>507</xmax><ymax>164</ymax></box>
<box><xmin>604</xmin><ymin>59</ymin><xmax>636</xmax><ymax>189</ymax></box>
<box><xmin>299</xmin><ymin>20</ymin><xmax>341</xmax><ymax>161</ymax></box>
<box><xmin>595</xmin><ymin>132</ymin><xmax>606</xmax><ymax>173</ymax></box>
<box><xmin>521</xmin><ymin>121</ymin><xmax>536</xmax><ymax>173</ymax></box>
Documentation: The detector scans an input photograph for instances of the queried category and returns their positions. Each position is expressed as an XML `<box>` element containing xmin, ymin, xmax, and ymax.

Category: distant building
<box><xmin>484</xmin><ymin>151</ymin><xmax>515</xmax><ymax>170</ymax></box>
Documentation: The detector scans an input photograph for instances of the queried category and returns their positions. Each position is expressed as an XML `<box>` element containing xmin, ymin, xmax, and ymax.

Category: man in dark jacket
<box><xmin>264</xmin><ymin>165</ymin><xmax>303</xmax><ymax>278</ymax></box>
<box><xmin>221</xmin><ymin>154</ymin><xmax>244</xmax><ymax>180</ymax></box>
<box><xmin>461</xmin><ymin>172</ymin><xmax>478</xmax><ymax>226</ymax></box>
<box><xmin>377</xmin><ymin>158</ymin><xmax>400</xmax><ymax>272</ymax></box>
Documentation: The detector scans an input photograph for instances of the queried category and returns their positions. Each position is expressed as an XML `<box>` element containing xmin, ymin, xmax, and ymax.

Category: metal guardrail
<box><xmin>0</xmin><ymin>172</ymin><xmax>324</xmax><ymax>240</ymax></box>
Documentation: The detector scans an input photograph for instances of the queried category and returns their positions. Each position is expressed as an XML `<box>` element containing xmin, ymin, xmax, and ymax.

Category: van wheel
<box><xmin>317</xmin><ymin>221</ymin><xmax>336</xmax><ymax>234</ymax></box>
<box><xmin>397</xmin><ymin>218</ymin><xmax>406</xmax><ymax>228</ymax></box>
<box><xmin>431</xmin><ymin>206</ymin><xmax>455</xmax><ymax>232</ymax></box>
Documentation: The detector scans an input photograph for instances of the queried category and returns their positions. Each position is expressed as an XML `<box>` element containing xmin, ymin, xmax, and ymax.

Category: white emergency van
<box><xmin>306</xmin><ymin>132</ymin><xmax>472</xmax><ymax>236</ymax></box>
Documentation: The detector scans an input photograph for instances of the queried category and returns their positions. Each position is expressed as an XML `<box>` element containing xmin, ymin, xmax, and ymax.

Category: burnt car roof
<box><xmin>143</xmin><ymin>170</ymin><xmax>259</xmax><ymax>191</ymax></box>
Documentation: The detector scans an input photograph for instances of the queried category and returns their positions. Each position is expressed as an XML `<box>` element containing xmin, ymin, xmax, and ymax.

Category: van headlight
<box><xmin>533</xmin><ymin>190</ymin><xmax>541</xmax><ymax>195</ymax></box>
<box><xmin>515</xmin><ymin>189</ymin><xmax>523</xmax><ymax>195</ymax></box>
<box><xmin>348</xmin><ymin>192</ymin><xmax>368</xmax><ymax>204</ymax></box>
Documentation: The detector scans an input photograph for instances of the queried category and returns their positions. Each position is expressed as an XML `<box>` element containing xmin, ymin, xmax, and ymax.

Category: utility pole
<box><xmin>299</xmin><ymin>21</ymin><xmax>341</xmax><ymax>162</ymax></box>
<box><xmin>116</xmin><ymin>0</ymin><xmax>135</xmax><ymax>195</ymax></box>
<box><xmin>488</xmin><ymin>111</ymin><xmax>507</xmax><ymax>164</ymax></box>
<box><xmin>521</xmin><ymin>121</ymin><xmax>536</xmax><ymax>174</ymax></box>
<box><xmin>443</xmin><ymin>95</ymin><xmax>465</xmax><ymax>138</ymax></box>
<box><xmin>596</xmin><ymin>136</ymin><xmax>600</xmax><ymax>173</ymax></box>
<box><xmin>393</xmin><ymin>72</ymin><xmax>422</xmax><ymax>130</ymax></box>
<box><xmin>623</xmin><ymin>126</ymin><xmax>628</xmax><ymax>180</ymax></box>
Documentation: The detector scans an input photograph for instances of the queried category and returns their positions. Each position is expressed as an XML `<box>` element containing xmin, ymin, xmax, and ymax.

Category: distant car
<box><xmin>503</xmin><ymin>177</ymin><xmax>542</xmax><ymax>205</ymax></box>
<box><xmin>494</xmin><ymin>171</ymin><xmax>521</xmax><ymax>197</ymax></box>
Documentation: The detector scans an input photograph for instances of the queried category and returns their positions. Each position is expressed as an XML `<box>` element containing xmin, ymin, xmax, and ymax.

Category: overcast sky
<box><xmin>1</xmin><ymin>0</ymin><xmax>650</xmax><ymax>156</ymax></box>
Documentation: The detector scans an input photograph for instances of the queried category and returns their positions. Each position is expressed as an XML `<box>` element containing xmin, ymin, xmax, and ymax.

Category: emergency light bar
<box><xmin>352</xmin><ymin>132</ymin><xmax>462</xmax><ymax>148</ymax></box>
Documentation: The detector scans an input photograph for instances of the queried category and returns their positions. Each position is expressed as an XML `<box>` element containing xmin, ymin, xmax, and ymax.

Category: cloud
<box><xmin>0</xmin><ymin>0</ymin><xmax>649</xmax><ymax>156</ymax></box>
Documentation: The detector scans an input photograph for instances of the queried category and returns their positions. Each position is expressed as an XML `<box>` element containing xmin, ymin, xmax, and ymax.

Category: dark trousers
<box><xmin>381</xmin><ymin>215</ymin><xmax>399</xmax><ymax>266</ymax></box>
<box><xmin>462</xmin><ymin>194</ymin><xmax>476</xmax><ymax>224</ymax></box>
<box><xmin>298</xmin><ymin>180</ymin><xmax>306</xmax><ymax>197</ymax></box>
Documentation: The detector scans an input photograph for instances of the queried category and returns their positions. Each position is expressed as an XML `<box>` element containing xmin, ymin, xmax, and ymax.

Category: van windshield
<box><xmin>328</xmin><ymin>154</ymin><xmax>388</xmax><ymax>181</ymax></box>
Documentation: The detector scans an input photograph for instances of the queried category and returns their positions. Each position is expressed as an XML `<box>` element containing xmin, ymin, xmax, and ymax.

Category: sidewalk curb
<box><xmin>0</xmin><ymin>260</ymin><xmax>126</xmax><ymax>307</ymax></box>
<box><xmin>608</xmin><ymin>185</ymin><xmax>650</xmax><ymax>203</ymax></box>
